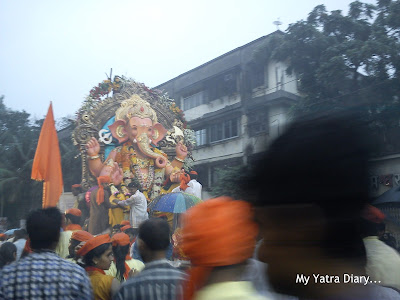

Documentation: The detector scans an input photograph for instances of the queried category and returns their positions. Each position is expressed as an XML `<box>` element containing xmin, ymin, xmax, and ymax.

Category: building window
<box><xmin>210</xmin><ymin>118</ymin><xmax>239</xmax><ymax>143</ymax></box>
<box><xmin>251</xmin><ymin>66</ymin><xmax>265</xmax><ymax>89</ymax></box>
<box><xmin>248</xmin><ymin>110</ymin><xmax>269</xmax><ymax>136</ymax></box>
<box><xmin>195</xmin><ymin>129</ymin><xmax>207</xmax><ymax>146</ymax></box>
<box><xmin>206</xmin><ymin>72</ymin><xmax>237</xmax><ymax>101</ymax></box>
<box><xmin>183</xmin><ymin>91</ymin><xmax>204</xmax><ymax>110</ymax></box>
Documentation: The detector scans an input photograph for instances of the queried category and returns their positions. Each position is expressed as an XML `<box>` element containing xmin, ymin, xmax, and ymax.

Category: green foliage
<box><xmin>210</xmin><ymin>165</ymin><xmax>250</xmax><ymax>199</ymax></box>
<box><xmin>59</xmin><ymin>122</ymin><xmax>82</xmax><ymax>193</ymax></box>
<box><xmin>0</xmin><ymin>98</ymin><xmax>81</xmax><ymax>226</ymax></box>
<box><xmin>255</xmin><ymin>0</ymin><xmax>400</xmax><ymax>154</ymax></box>
<box><xmin>0</xmin><ymin>96</ymin><xmax>42</xmax><ymax>224</ymax></box>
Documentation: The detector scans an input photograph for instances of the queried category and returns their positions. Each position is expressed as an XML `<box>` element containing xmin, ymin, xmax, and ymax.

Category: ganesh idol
<box><xmin>85</xmin><ymin>95</ymin><xmax>187</xmax><ymax>201</ymax></box>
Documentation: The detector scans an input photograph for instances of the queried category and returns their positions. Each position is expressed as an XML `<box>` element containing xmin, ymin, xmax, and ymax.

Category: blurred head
<box><xmin>68</xmin><ymin>239</ymin><xmax>81</xmax><ymax>258</ymax></box>
<box><xmin>0</xmin><ymin>242</ymin><xmax>17</xmax><ymax>268</ymax></box>
<box><xmin>124</xmin><ymin>227</ymin><xmax>138</xmax><ymax>242</ymax></box>
<box><xmin>360</xmin><ymin>205</ymin><xmax>385</xmax><ymax>238</ymax></box>
<box><xmin>0</xmin><ymin>234</ymin><xmax>7</xmax><ymax>242</ymax></box>
<box><xmin>68</xmin><ymin>230</ymin><xmax>93</xmax><ymax>258</ymax></box>
<box><xmin>138</xmin><ymin>218</ymin><xmax>170</xmax><ymax>262</ymax></box>
<box><xmin>246</xmin><ymin>115</ymin><xmax>371</xmax><ymax>297</ymax></box>
<box><xmin>112</xmin><ymin>224</ymin><xmax>123</xmax><ymax>236</ymax></box>
<box><xmin>27</xmin><ymin>207</ymin><xmax>62</xmax><ymax>251</ymax></box>
<box><xmin>128</xmin><ymin>179</ymin><xmax>142</xmax><ymax>193</ymax></box>
<box><xmin>111</xmin><ymin>233</ymin><xmax>131</xmax><ymax>281</ymax></box>
<box><xmin>71</xmin><ymin>184</ymin><xmax>83</xmax><ymax>196</ymax></box>
<box><xmin>65</xmin><ymin>208</ymin><xmax>82</xmax><ymax>225</ymax></box>
<box><xmin>182</xmin><ymin>197</ymin><xmax>258</xmax><ymax>298</ymax></box>
<box><xmin>189</xmin><ymin>170</ymin><xmax>198</xmax><ymax>180</ymax></box>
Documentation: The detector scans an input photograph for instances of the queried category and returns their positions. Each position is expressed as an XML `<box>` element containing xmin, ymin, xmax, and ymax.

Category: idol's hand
<box><xmin>86</xmin><ymin>137</ymin><xmax>100</xmax><ymax>156</ymax></box>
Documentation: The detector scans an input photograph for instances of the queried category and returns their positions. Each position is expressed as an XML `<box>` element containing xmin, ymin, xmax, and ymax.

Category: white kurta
<box><xmin>171</xmin><ymin>180</ymin><xmax>202</xmax><ymax>199</ymax></box>
<box><xmin>363</xmin><ymin>236</ymin><xmax>400</xmax><ymax>290</ymax></box>
<box><xmin>118</xmin><ymin>190</ymin><xmax>148</xmax><ymax>228</ymax></box>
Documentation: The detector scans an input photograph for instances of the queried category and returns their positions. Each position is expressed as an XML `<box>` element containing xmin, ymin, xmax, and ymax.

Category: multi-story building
<box><xmin>155</xmin><ymin>31</ymin><xmax>300</xmax><ymax>196</ymax></box>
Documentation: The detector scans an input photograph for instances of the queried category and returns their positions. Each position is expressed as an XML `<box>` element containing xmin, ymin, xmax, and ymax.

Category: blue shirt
<box><xmin>114</xmin><ymin>259</ymin><xmax>186</xmax><ymax>300</ymax></box>
<box><xmin>0</xmin><ymin>250</ymin><xmax>93</xmax><ymax>299</ymax></box>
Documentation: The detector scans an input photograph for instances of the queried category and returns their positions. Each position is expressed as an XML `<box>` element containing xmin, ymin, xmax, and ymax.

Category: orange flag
<box><xmin>31</xmin><ymin>103</ymin><xmax>63</xmax><ymax>208</ymax></box>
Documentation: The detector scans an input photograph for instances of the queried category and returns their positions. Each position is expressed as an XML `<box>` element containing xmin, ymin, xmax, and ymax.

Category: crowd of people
<box><xmin>1</xmin><ymin>115</ymin><xmax>400</xmax><ymax>299</ymax></box>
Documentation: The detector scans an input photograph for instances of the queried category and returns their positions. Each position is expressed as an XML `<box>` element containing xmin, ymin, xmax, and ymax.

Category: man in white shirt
<box><xmin>361</xmin><ymin>205</ymin><xmax>400</xmax><ymax>291</ymax></box>
<box><xmin>117</xmin><ymin>180</ymin><xmax>148</xmax><ymax>228</ymax></box>
<box><xmin>188</xmin><ymin>170</ymin><xmax>202</xmax><ymax>199</ymax></box>
<box><xmin>171</xmin><ymin>170</ymin><xmax>202</xmax><ymax>199</ymax></box>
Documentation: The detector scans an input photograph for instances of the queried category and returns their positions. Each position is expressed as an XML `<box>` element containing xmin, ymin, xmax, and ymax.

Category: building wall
<box><xmin>155</xmin><ymin>32</ymin><xmax>299</xmax><ymax>192</ymax></box>
<box><xmin>369</xmin><ymin>154</ymin><xmax>400</xmax><ymax>198</ymax></box>
<box><xmin>154</xmin><ymin>32</ymin><xmax>400</xmax><ymax>231</ymax></box>
<box><xmin>183</xmin><ymin>93</ymin><xmax>241</xmax><ymax>122</ymax></box>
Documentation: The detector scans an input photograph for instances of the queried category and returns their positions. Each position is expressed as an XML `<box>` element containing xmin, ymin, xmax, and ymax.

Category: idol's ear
<box><xmin>151</xmin><ymin>123</ymin><xmax>167</xmax><ymax>145</ymax></box>
<box><xmin>108</xmin><ymin>120</ymin><xmax>128</xmax><ymax>144</ymax></box>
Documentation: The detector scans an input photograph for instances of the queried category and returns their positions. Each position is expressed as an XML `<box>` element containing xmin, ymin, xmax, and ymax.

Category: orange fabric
<box><xmin>182</xmin><ymin>196</ymin><xmax>258</xmax><ymax>299</ymax></box>
<box><xmin>189</xmin><ymin>171</ymin><xmax>198</xmax><ymax>175</ymax></box>
<box><xmin>87</xmin><ymin>269</ymin><xmax>114</xmax><ymax>300</ymax></box>
<box><xmin>31</xmin><ymin>103</ymin><xmax>63</xmax><ymax>208</ymax></box>
<box><xmin>111</xmin><ymin>232</ymin><xmax>130</xmax><ymax>247</ymax></box>
<box><xmin>85</xmin><ymin>266</ymin><xmax>106</xmax><ymax>275</ymax></box>
<box><xmin>97</xmin><ymin>176</ymin><xmax>111</xmax><ymax>205</ymax></box>
<box><xmin>0</xmin><ymin>233</ymin><xmax>5</xmax><ymax>239</ymax></box>
<box><xmin>71</xmin><ymin>230</ymin><xmax>93</xmax><ymax>242</ymax></box>
<box><xmin>172</xmin><ymin>228</ymin><xmax>189</xmax><ymax>260</ymax></box>
<box><xmin>120</xmin><ymin>220</ymin><xmax>130</xmax><ymax>226</ymax></box>
<box><xmin>77</xmin><ymin>234</ymin><xmax>111</xmax><ymax>257</ymax></box>
<box><xmin>121</xmin><ymin>225</ymin><xmax>131</xmax><ymax>232</ymax></box>
<box><xmin>24</xmin><ymin>239</ymin><xmax>32</xmax><ymax>254</ymax></box>
<box><xmin>179</xmin><ymin>173</ymin><xmax>191</xmax><ymax>191</ymax></box>
<box><xmin>362</xmin><ymin>204</ymin><xmax>385</xmax><ymax>223</ymax></box>
<box><xmin>66</xmin><ymin>208</ymin><xmax>82</xmax><ymax>217</ymax></box>
<box><xmin>71</xmin><ymin>184</ymin><xmax>81</xmax><ymax>188</ymax></box>
<box><xmin>65</xmin><ymin>224</ymin><xmax>82</xmax><ymax>231</ymax></box>
<box><xmin>122</xmin><ymin>256</ymin><xmax>134</xmax><ymax>280</ymax></box>
<box><xmin>123</xmin><ymin>262</ymin><xmax>131</xmax><ymax>280</ymax></box>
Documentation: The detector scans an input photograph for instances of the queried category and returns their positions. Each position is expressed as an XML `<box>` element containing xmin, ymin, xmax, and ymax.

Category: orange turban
<box><xmin>71</xmin><ymin>230</ymin><xmax>93</xmax><ymax>242</ymax></box>
<box><xmin>65</xmin><ymin>208</ymin><xmax>82</xmax><ymax>217</ymax></box>
<box><xmin>111</xmin><ymin>232</ymin><xmax>130</xmax><ymax>247</ymax></box>
<box><xmin>96</xmin><ymin>176</ymin><xmax>110</xmax><ymax>205</ymax></box>
<box><xmin>182</xmin><ymin>196</ymin><xmax>258</xmax><ymax>299</ymax></box>
<box><xmin>76</xmin><ymin>234</ymin><xmax>111</xmax><ymax>257</ymax></box>
<box><xmin>71</xmin><ymin>184</ymin><xmax>81</xmax><ymax>189</ymax></box>
<box><xmin>120</xmin><ymin>220</ymin><xmax>131</xmax><ymax>226</ymax></box>
<box><xmin>361</xmin><ymin>204</ymin><xmax>385</xmax><ymax>223</ymax></box>
<box><xmin>180</xmin><ymin>173</ymin><xmax>191</xmax><ymax>191</ymax></box>
<box><xmin>121</xmin><ymin>225</ymin><xmax>131</xmax><ymax>232</ymax></box>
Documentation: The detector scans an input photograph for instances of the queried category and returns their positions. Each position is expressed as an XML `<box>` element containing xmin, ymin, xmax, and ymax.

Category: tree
<box><xmin>0</xmin><ymin>97</ymin><xmax>42</xmax><ymax>224</ymax></box>
<box><xmin>255</xmin><ymin>0</ymin><xmax>400</xmax><ymax>154</ymax></box>
<box><xmin>58</xmin><ymin>118</ymin><xmax>81</xmax><ymax>192</ymax></box>
<box><xmin>0</xmin><ymin>99</ymin><xmax>81</xmax><ymax>226</ymax></box>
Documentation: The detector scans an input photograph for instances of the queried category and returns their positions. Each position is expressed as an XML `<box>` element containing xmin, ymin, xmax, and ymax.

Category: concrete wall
<box><xmin>183</xmin><ymin>94</ymin><xmax>240</xmax><ymax>122</ymax></box>
<box><xmin>192</xmin><ymin>137</ymin><xmax>243</xmax><ymax>164</ymax></box>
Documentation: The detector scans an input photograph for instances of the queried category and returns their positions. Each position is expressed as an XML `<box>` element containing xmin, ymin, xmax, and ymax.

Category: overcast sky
<box><xmin>0</xmin><ymin>0</ymin><xmax>376</xmax><ymax>120</ymax></box>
